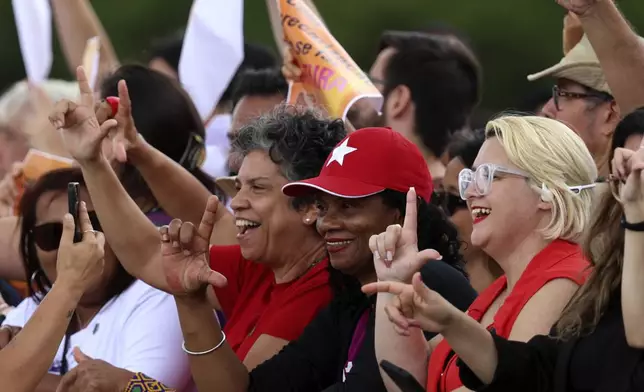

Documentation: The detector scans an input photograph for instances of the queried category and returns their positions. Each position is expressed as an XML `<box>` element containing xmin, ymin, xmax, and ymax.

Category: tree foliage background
<box><xmin>0</xmin><ymin>0</ymin><xmax>642</xmax><ymax>115</ymax></box>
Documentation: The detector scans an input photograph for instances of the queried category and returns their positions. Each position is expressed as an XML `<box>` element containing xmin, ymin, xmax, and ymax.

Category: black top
<box><xmin>248</xmin><ymin>261</ymin><xmax>477</xmax><ymax>392</ymax></box>
<box><xmin>459</xmin><ymin>291</ymin><xmax>644</xmax><ymax>392</ymax></box>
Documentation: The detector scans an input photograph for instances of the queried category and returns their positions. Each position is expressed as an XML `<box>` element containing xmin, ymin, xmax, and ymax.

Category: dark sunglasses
<box><xmin>31</xmin><ymin>211</ymin><xmax>102</xmax><ymax>252</ymax></box>
<box><xmin>432</xmin><ymin>191</ymin><xmax>468</xmax><ymax>216</ymax></box>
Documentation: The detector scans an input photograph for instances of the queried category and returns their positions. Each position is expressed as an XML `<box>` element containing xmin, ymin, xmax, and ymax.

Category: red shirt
<box><xmin>210</xmin><ymin>245</ymin><xmax>332</xmax><ymax>361</ymax></box>
<box><xmin>427</xmin><ymin>239</ymin><xmax>590</xmax><ymax>392</ymax></box>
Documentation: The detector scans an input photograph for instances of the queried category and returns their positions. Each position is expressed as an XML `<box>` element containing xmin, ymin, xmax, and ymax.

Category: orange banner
<box><xmin>279</xmin><ymin>0</ymin><xmax>382</xmax><ymax>120</ymax></box>
<box><xmin>14</xmin><ymin>149</ymin><xmax>74</xmax><ymax>215</ymax></box>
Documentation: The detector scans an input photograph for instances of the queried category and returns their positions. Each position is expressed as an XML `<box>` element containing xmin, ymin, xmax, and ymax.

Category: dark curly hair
<box><xmin>231</xmin><ymin>104</ymin><xmax>347</xmax><ymax>209</ymax></box>
<box><xmin>329</xmin><ymin>189</ymin><xmax>465</xmax><ymax>301</ymax></box>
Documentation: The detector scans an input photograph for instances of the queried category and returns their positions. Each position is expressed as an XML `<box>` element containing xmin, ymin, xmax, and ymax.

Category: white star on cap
<box><xmin>327</xmin><ymin>138</ymin><xmax>357</xmax><ymax>166</ymax></box>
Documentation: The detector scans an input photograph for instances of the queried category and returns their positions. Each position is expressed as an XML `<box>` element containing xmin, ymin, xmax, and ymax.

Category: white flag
<box><xmin>179</xmin><ymin>0</ymin><xmax>244</xmax><ymax>120</ymax></box>
<box><xmin>82</xmin><ymin>37</ymin><xmax>101</xmax><ymax>90</ymax></box>
<box><xmin>12</xmin><ymin>0</ymin><xmax>53</xmax><ymax>84</ymax></box>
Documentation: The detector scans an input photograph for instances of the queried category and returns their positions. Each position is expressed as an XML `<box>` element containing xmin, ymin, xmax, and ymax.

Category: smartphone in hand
<box><xmin>380</xmin><ymin>360</ymin><xmax>426</xmax><ymax>392</ymax></box>
<box><xmin>67</xmin><ymin>182</ymin><xmax>82</xmax><ymax>243</ymax></box>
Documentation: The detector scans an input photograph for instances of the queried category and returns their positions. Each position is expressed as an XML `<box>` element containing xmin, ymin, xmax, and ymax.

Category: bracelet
<box><xmin>181</xmin><ymin>331</ymin><xmax>226</xmax><ymax>356</ymax></box>
<box><xmin>621</xmin><ymin>215</ymin><xmax>644</xmax><ymax>231</ymax></box>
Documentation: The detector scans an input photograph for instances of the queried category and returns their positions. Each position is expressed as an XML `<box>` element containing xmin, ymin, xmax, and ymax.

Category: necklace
<box><xmin>298</xmin><ymin>255</ymin><xmax>325</xmax><ymax>279</ymax></box>
<box><xmin>75</xmin><ymin>307</ymin><xmax>101</xmax><ymax>330</ymax></box>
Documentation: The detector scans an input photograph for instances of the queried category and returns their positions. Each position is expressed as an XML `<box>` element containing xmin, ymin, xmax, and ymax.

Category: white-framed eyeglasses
<box><xmin>458</xmin><ymin>163</ymin><xmax>529</xmax><ymax>200</ymax></box>
<box><xmin>459</xmin><ymin>163</ymin><xmax>599</xmax><ymax>201</ymax></box>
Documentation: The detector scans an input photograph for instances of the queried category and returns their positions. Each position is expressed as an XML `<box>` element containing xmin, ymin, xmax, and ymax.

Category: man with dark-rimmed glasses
<box><xmin>528</xmin><ymin>35</ymin><xmax>620</xmax><ymax>177</ymax></box>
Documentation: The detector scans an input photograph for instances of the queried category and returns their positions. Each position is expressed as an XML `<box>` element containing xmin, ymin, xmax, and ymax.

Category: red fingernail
<box><xmin>106</xmin><ymin>96</ymin><xmax>120</xmax><ymax>117</ymax></box>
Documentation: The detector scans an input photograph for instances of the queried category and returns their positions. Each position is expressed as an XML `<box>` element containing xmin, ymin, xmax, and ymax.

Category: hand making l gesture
<box><xmin>370</xmin><ymin>187</ymin><xmax>441</xmax><ymax>283</ymax></box>
<box><xmin>49</xmin><ymin>66</ymin><xmax>141</xmax><ymax>165</ymax></box>
<box><xmin>159</xmin><ymin>196</ymin><xmax>228</xmax><ymax>296</ymax></box>
<box><xmin>362</xmin><ymin>272</ymin><xmax>458</xmax><ymax>336</ymax></box>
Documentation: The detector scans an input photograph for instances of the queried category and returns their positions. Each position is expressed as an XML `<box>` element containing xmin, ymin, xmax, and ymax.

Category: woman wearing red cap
<box><xmin>48</xmin><ymin>66</ymin><xmax>474</xmax><ymax>390</ymax></box>
<box><xmin>149</xmin><ymin>126</ymin><xmax>475</xmax><ymax>392</ymax></box>
<box><xmin>365</xmin><ymin>115</ymin><xmax>597</xmax><ymax>392</ymax></box>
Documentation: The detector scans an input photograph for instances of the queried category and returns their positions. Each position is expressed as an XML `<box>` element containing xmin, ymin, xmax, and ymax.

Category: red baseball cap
<box><xmin>282</xmin><ymin>127</ymin><xmax>433</xmax><ymax>202</ymax></box>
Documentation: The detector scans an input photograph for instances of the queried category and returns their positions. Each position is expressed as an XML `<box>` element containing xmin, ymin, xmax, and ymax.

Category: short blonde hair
<box><xmin>485</xmin><ymin>115</ymin><xmax>597</xmax><ymax>242</ymax></box>
<box><xmin>0</xmin><ymin>79</ymin><xmax>79</xmax><ymax>125</ymax></box>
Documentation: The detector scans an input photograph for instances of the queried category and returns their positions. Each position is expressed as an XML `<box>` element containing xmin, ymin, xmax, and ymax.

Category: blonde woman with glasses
<box><xmin>365</xmin><ymin>115</ymin><xmax>598</xmax><ymax>392</ymax></box>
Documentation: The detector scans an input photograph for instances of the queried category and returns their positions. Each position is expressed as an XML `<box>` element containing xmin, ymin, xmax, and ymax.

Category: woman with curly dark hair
<box><xmin>50</xmin><ymin>67</ymin><xmax>473</xmax><ymax>390</ymax></box>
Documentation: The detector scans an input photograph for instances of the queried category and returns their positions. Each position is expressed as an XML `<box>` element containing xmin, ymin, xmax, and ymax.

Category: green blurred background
<box><xmin>1</xmin><ymin>0</ymin><xmax>642</xmax><ymax>115</ymax></box>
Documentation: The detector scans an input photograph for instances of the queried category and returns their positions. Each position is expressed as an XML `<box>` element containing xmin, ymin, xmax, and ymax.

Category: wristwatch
<box><xmin>621</xmin><ymin>215</ymin><xmax>644</xmax><ymax>231</ymax></box>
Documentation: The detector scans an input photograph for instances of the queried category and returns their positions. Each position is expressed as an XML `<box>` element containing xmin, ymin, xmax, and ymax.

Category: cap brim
<box><xmin>215</xmin><ymin>176</ymin><xmax>238</xmax><ymax>198</ymax></box>
<box><xmin>282</xmin><ymin>176</ymin><xmax>385</xmax><ymax>199</ymax></box>
<box><xmin>527</xmin><ymin>62</ymin><xmax>602</xmax><ymax>82</ymax></box>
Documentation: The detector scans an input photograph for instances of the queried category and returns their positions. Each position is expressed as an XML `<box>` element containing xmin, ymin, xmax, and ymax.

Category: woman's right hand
<box><xmin>159</xmin><ymin>196</ymin><xmax>228</xmax><ymax>297</ymax></box>
<box><xmin>49</xmin><ymin>67</ymin><xmax>119</xmax><ymax>165</ymax></box>
<box><xmin>370</xmin><ymin>188</ymin><xmax>441</xmax><ymax>283</ymax></box>
<box><xmin>55</xmin><ymin>201</ymin><xmax>106</xmax><ymax>297</ymax></box>
<box><xmin>363</xmin><ymin>272</ymin><xmax>458</xmax><ymax>335</ymax></box>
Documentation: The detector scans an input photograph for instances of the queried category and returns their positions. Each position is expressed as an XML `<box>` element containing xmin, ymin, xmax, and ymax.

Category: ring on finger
<box><xmin>82</xmin><ymin>230</ymin><xmax>98</xmax><ymax>235</ymax></box>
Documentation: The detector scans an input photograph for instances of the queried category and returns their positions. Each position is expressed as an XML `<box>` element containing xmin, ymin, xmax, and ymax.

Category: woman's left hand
<box><xmin>362</xmin><ymin>272</ymin><xmax>458</xmax><ymax>335</ymax></box>
<box><xmin>612</xmin><ymin>137</ymin><xmax>644</xmax><ymax>217</ymax></box>
<box><xmin>281</xmin><ymin>48</ymin><xmax>302</xmax><ymax>82</ymax></box>
<box><xmin>370</xmin><ymin>188</ymin><xmax>441</xmax><ymax>283</ymax></box>
<box><xmin>56</xmin><ymin>347</ymin><xmax>134</xmax><ymax>392</ymax></box>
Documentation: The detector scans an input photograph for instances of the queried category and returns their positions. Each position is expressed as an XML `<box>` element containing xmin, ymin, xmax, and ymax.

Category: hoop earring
<box><xmin>30</xmin><ymin>270</ymin><xmax>39</xmax><ymax>284</ymax></box>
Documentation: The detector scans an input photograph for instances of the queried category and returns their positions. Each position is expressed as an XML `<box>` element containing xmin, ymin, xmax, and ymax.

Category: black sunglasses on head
<box><xmin>432</xmin><ymin>191</ymin><xmax>468</xmax><ymax>216</ymax></box>
<box><xmin>31</xmin><ymin>211</ymin><xmax>102</xmax><ymax>252</ymax></box>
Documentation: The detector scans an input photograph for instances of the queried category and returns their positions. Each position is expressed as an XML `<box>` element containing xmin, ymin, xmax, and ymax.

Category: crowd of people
<box><xmin>0</xmin><ymin>0</ymin><xmax>643</xmax><ymax>391</ymax></box>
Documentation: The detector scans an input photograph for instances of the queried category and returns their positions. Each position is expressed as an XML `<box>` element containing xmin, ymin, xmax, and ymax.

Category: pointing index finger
<box><xmin>402</xmin><ymin>187</ymin><xmax>418</xmax><ymax>238</ymax></box>
<box><xmin>76</xmin><ymin>66</ymin><xmax>95</xmax><ymax>108</ymax></box>
<box><xmin>197</xmin><ymin>196</ymin><xmax>220</xmax><ymax>249</ymax></box>
<box><xmin>117</xmin><ymin>80</ymin><xmax>132</xmax><ymax>119</ymax></box>
<box><xmin>361</xmin><ymin>281</ymin><xmax>409</xmax><ymax>295</ymax></box>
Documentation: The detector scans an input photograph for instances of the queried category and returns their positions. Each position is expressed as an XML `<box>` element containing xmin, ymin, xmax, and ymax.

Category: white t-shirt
<box><xmin>4</xmin><ymin>280</ymin><xmax>195</xmax><ymax>391</ymax></box>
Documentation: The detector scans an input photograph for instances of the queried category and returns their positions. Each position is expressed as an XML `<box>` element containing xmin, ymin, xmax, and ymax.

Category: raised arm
<box><xmin>50</xmin><ymin>0</ymin><xmax>119</xmax><ymax>78</ymax></box>
<box><xmin>612</xmin><ymin>137</ymin><xmax>644</xmax><ymax>348</ymax></box>
<box><xmin>0</xmin><ymin>205</ymin><xmax>104</xmax><ymax>392</ymax></box>
<box><xmin>560</xmin><ymin>0</ymin><xmax>644</xmax><ymax>115</ymax></box>
<box><xmin>49</xmin><ymin>68</ymin><xmax>169</xmax><ymax>289</ymax></box>
<box><xmin>105</xmin><ymin>77</ymin><xmax>235</xmax><ymax>244</ymax></box>
<box><xmin>127</xmin><ymin>139</ymin><xmax>236</xmax><ymax>245</ymax></box>
<box><xmin>365</xmin><ymin>189</ymin><xmax>440</xmax><ymax>391</ymax></box>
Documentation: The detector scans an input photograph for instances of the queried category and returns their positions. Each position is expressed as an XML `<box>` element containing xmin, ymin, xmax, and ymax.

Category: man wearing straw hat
<box><xmin>529</xmin><ymin>33</ymin><xmax>644</xmax><ymax>177</ymax></box>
